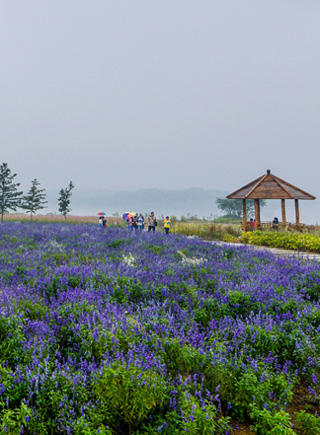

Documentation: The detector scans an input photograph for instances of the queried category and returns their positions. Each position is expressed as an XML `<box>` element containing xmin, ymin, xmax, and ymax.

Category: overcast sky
<box><xmin>1</xmin><ymin>0</ymin><xmax>320</xmax><ymax>199</ymax></box>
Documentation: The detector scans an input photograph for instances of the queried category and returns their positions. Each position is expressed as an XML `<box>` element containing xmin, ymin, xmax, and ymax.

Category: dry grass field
<box><xmin>2</xmin><ymin>214</ymin><xmax>125</xmax><ymax>226</ymax></box>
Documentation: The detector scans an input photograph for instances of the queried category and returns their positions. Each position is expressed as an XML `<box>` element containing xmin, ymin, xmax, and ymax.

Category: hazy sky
<box><xmin>1</xmin><ymin>0</ymin><xmax>320</xmax><ymax>198</ymax></box>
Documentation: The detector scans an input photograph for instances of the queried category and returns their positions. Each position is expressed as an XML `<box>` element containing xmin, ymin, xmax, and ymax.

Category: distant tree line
<box><xmin>0</xmin><ymin>162</ymin><xmax>74</xmax><ymax>222</ymax></box>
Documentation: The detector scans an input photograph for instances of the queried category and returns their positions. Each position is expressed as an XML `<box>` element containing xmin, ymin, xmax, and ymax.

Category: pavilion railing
<box><xmin>245</xmin><ymin>222</ymin><xmax>308</xmax><ymax>232</ymax></box>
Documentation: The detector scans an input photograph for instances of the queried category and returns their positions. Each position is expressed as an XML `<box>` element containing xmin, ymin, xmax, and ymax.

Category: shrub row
<box><xmin>240</xmin><ymin>231</ymin><xmax>320</xmax><ymax>253</ymax></box>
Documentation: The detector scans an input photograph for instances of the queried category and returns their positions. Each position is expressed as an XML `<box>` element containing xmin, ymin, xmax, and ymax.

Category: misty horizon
<box><xmin>1</xmin><ymin>1</ymin><xmax>319</xmax><ymax>210</ymax></box>
<box><xmin>14</xmin><ymin>186</ymin><xmax>317</xmax><ymax>225</ymax></box>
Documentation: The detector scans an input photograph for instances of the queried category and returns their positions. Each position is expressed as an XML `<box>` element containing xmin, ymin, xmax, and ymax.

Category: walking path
<box><xmin>213</xmin><ymin>241</ymin><xmax>320</xmax><ymax>261</ymax></box>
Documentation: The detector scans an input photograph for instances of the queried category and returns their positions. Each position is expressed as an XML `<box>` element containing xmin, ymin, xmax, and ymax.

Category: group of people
<box><xmin>127</xmin><ymin>212</ymin><xmax>172</xmax><ymax>234</ymax></box>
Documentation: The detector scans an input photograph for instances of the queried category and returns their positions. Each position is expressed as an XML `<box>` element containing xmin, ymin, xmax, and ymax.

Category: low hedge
<box><xmin>240</xmin><ymin>231</ymin><xmax>320</xmax><ymax>253</ymax></box>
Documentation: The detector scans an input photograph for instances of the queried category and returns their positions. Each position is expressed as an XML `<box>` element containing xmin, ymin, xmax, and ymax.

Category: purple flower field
<box><xmin>0</xmin><ymin>223</ymin><xmax>320</xmax><ymax>434</ymax></box>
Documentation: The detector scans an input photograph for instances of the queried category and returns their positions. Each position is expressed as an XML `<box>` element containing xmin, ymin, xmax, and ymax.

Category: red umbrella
<box><xmin>97</xmin><ymin>212</ymin><xmax>106</xmax><ymax>216</ymax></box>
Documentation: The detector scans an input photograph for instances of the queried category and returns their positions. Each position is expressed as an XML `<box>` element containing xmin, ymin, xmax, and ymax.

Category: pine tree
<box><xmin>0</xmin><ymin>163</ymin><xmax>23</xmax><ymax>222</ymax></box>
<box><xmin>21</xmin><ymin>179</ymin><xmax>47</xmax><ymax>220</ymax></box>
<box><xmin>58</xmin><ymin>181</ymin><xmax>75</xmax><ymax>219</ymax></box>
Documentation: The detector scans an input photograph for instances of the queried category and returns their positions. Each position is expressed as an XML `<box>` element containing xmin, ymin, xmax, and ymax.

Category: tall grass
<box><xmin>171</xmin><ymin>222</ymin><xmax>242</xmax><ymax>240</ymax></box>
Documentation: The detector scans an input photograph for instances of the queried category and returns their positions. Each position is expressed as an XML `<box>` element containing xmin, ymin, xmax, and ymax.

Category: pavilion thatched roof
<box><xmin>227</xmin><ymin>170</ymin><xmax>316</xmax><ymax>200</ymax></box>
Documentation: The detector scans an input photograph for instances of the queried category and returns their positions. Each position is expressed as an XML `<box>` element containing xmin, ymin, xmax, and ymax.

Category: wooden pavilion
<box><xmin>227</xmin><ymin>169</ymin><xmax>316</xmax><ymax>231</ymax></box>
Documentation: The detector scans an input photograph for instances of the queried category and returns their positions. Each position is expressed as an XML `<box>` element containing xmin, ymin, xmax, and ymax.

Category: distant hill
<box><xmin>43</xmin><ymin>187</ymin><xmax>320</xmax><ymax>224</ymax></box>
<box><xmin>45</xmin><ymin>187</ymin><xmax>228</xmax><ymax>219</ymax></box>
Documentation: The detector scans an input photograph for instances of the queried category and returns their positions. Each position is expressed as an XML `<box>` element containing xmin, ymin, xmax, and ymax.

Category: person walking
<box><xmin>133</xmin><ymin>214</ymin><xmax>138</xmax><ymax>231</ymax></box>
<box><xmin>128</xmin><ymin>215</ymin><xmax>134</xmax><ymax>231</ymax></box>
<box><xmin>137</xmin><ymin>213</ymin><xmax>144</xmax><ymax>231</ymax></box>
<box><xmin>163</xmin><ymin>216</ymin><xmax>171</xmax><ymax>235</ymax></box>
<box><xmin>148</xmin><ymin>212</ymin><xmax>157</xmax><ymax>232</ymax></box>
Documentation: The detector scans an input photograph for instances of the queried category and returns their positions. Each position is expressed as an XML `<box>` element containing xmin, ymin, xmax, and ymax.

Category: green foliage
<box><xmin>21</xmin><ymin>178</ymin><xmax>47</xmax><ymax>220</ymax></box>
<box><xmin>109</xmin><ymin>276</ymin><xmax>151</xmax><ymax>304</ymax></box>
<box><xmin>233</xmin><ymin>369</ymin><xmax>293</xmax><ymax>420</ymax></box>
<box><xmin>136</xmin><ymin>392</ymin><xmax>231</xmax><ymax>435</ymax></box>
<box><xmin>108</xmin><ymin>238</ymin><xmax>126</xmax><ymax>248</ymax></box>
<box><xmin>250</xmin><ymin>408</ymin><xmax>295</xmax><ymax>435</ymax></box>
<box><xmin>58</xmin><ymin>181</ymin><xmax>75</xmax><ymax>219</ymax></box>
<box><xmin>163</xmin><ymin>339</ymin><xmax>206</xmax><ymax>376</ymax></box>
<box><xmin>203</xmin><ymin>360</ymin><xmax>293</xmax><ymax>423</ymax></box>
<box><xmin>0</xmin><ymin>401</ymin><xmax>32</xmax><ymax>435</ymax></box>
<box><xmin>228</xmin><ymin>290</ymin><xmax>258</xmax><ymax>318</ymax></box>
<box><xmin>74</xmin><ymin>417</ymin><xmax>113</xmax><ymax>435</ymax></box>
<box><xmin>29</xmin><ymin>366</ymin><xmax>91</xmax><ymax>433</ymax></box>
<box><xmin>295</xmin><ymin>410</ymin><xmax>320</xmax><ymax>435</ymax></box>
<box><xmin>177</xmin><ymin>392</ymin><xmax>229</xmax><ymax>434</ymax></box>
<box><xmin>241</xmin><ymin>230</ymin><xmax>320</xmax><ymax>253</ymax></box>
<box><xmin>0</xmin><ymin>317</ymin><xmax>26</xmax><ymax>367</ymax></box>
<box><xmin>95</xmin><ymin>364</ymin><xmax>166</xmax><ymax>434</ymax></box>
<box><xmin>149</xmin><ymin>245</ymin><xmax>163</xmax><ymax>255</ymax></box>
<box><xmin>16</xmin><ymin>298</ymin><xmax>49</xmax><ymax>320</ymax></box>
<box><xmin>0</xmin><ymin>162</ymin><xmax>23</xmax><ymax>222</ymax></box>
<box><xmin>216</xmin><ymin>198</ymin><xmax>266</xmax><ymax>218</ymax></box>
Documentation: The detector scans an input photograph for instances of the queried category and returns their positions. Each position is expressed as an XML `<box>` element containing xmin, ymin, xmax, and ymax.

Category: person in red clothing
<box><xmin>250</xmin><ymin>218</ymin><xmax>255</xmax><ymax>230</ymax></box>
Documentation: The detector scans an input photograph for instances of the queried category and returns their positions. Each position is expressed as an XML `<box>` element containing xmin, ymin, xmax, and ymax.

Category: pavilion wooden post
<box><xmin>242</xmin><ymin>199</ymin><xmax>247</xmax><ymax>232</ymax></box>
<box><xmin>281</xmin><ymin>199</ymin><xmax>286</xmax><ymax>226</ymax></box>
<box><xmin>254</xmin><ymin>199</ymin><xmax>260</xmax><ymax>230</ymax></box>
<box><xmin>295</xmin><ymin>199</ymin><xmax>300</xmax><ymax>225</ymax></box>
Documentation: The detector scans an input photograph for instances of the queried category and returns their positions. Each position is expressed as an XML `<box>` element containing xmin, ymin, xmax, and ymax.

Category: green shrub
<box><xmin>241</xmin><ymin>231</ymin><xmax>320</xmax><ymax>253</ymax></box>
<box><xmin>0</xmin><ymin>316</ymin><xmax>26</xmax><ymax>366</ymax></box>
<box><xmin>295</xmin><ymin>410</ymin><xmax>320</xmax><ymax>435</ymax></box>
<box><xmin>0</xmin><ymin>402</ymin><xmax>32</xmax><ymax>435</ymax></box>
<box><xmin>95</xmin><ymin>364</ymin><xmax>166</xmax><ymax>434</ymax></box>
<box><xmin>137</xmin><ymin>393</ymin><xmax>231</xmax><ymax>435</ymax></box>
<box><xmin>108</xmin><ymin>238</ymin><xmax>126</xmax><ymax>248</ymax></box>
<box><xmin>74</xmin><ymin>417</ymin><xmax>113</xmax><ymax>435</ymax></box>
<box><xmin>250</xmin><ymin>408</ymin><xmax>295</xmax><ymax>435</ymax></box>
<box><xmin>177</xmin><ymin>392</ymin><xmax>231</xmax><ymax>435</ymax></box>
<box><xmin>26</xmin><ymin>367</ymin><xmax>91</xmax><ymax>433</ymax></box>
<box><xmin>228</xmin><ymin>290</ymin><xmax>258</xmax><ymax>318</ymax></box>
<box><xmin>233</xmin><ymin>369</ymin><xmax>293</xmax><ymax>421</ymax></box>
<box><xmin>163</xmin><ymin>339</ymin><xmax>206</xmax><ymax>376</ymax></box>
<box><xmin>16</xmin><ymin>298</ymin><xmax>49</xmax><ymax>320</ymax></box>
<box><xmin>203</xmin><ymin>363</ymin><xmax>294</xmax><ymax>422</ymax></box>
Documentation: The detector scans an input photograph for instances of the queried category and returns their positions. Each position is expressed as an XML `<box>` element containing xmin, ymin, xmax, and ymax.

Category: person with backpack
<box><xmin>148</xmin><ymin>212</ymin><xmax>157</xmax><ymax>232</ymax></box>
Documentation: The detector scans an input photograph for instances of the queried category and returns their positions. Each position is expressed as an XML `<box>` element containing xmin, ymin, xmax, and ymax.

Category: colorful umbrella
<box><xmin>97</xmin><ymin>212</ymin><xmax>106</xmax><ymax>216</ymax></box>
<box><xmin>122</xmin><ymin>212</ymin><xmax>136</xmax><ymax>220</ymax></box>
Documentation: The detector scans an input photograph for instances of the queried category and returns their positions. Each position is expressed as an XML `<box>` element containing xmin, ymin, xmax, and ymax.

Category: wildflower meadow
<box><xmin>0</xmin><ymin>223</ymin><xmax>320</xmax><ymax>434</ymax></box>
